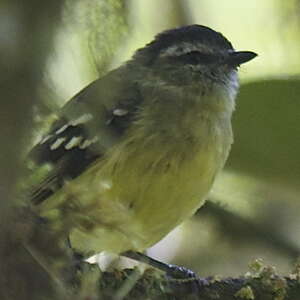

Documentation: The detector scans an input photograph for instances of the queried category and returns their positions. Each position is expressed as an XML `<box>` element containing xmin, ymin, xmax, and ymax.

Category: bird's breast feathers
<box><xmin>38</xmin><ymin>97</ymin><xmax>233</xmax><ymax>254</ymax></box>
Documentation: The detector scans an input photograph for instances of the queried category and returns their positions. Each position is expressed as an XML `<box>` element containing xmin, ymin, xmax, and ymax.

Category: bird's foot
<box><xmin>122</xmin><ymin>251</ymin><xmax>197</xmax><ymax>280</ymax></box>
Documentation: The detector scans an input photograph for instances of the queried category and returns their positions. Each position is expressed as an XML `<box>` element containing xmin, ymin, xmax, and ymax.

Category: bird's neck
<box><xmin>136</xmin><ymin>82</ymin><xmax>236</xmax><ymax>142</ymax></box>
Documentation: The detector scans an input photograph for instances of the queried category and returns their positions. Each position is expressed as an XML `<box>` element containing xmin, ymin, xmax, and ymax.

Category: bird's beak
<box><xmin>225</xmin><ymin>51</ymin><xmax>257</xmax><ymax>66</ymax></box>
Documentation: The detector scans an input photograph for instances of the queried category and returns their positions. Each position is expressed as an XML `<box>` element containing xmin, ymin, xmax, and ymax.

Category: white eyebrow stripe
<box><xmin>50</xmin><ymin>137</ymin><xmax>67</xmax><ymax>150</ymax></box>
<box><xmin>160</xmin><ymin>42</ymin><xmax>209</xmax><ymax>57</ymax></box>
<box><xmin>64</xmin><ymin>136</ymin><xmax>83</xmax><ymax>150</ymax></box>
<box><xmin>70</xmin><ymin>113</ymin><xmax>93</xmax><ymax>126</ymax></box>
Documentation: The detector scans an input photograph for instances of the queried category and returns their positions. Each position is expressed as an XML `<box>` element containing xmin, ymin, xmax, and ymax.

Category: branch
<box><xmin>97</xmin><ymin>264</ymin><xmax>300</xmax><ymax>300</ymax></box>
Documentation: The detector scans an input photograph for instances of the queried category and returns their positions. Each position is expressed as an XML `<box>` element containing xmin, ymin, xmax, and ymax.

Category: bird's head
<box><xmin>132</xmin><ymin>25</ymin><xmax>257</xmax><ymax>90</ymax></box>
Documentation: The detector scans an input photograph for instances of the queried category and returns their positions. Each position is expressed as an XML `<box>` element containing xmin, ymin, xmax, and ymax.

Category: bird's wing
<box><xmin>28</xmin><ymin>67</ymin><xmax>142</xmax><ymax>205</ymax></box>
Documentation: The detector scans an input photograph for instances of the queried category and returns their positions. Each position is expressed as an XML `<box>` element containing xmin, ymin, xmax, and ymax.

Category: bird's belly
<box><xmin>120</xmin><ymin>152</ymin><xmax>218</xmax><ymax>250</ymax></box>
<box><xmin>67</xmin><ymin>137</ymin><xmax>227</xmax><ymax>255</ymax></box>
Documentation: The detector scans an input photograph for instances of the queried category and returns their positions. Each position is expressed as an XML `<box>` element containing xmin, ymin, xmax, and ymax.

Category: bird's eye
<box><xmin>178</xmin><ymin>51</ymin><xmax>217</xmax><ymax>65</ymax></box>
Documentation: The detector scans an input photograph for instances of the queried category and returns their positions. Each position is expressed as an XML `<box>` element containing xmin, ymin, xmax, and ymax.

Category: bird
<box><xmin>27</xmin><ymin>24</ymin><xmax>257</xmax><ymax>276</ymax></box>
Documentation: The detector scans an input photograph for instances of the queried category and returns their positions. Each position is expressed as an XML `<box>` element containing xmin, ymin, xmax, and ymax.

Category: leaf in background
<box><xmin>226</xmin><ymin>79</ymin><xmax>300</xmax><ymax>192</ymax></box>
<box><xmin>63</xmin><ymin>0</ymin><xmax>129</xmax><ymax>76</ymax></box>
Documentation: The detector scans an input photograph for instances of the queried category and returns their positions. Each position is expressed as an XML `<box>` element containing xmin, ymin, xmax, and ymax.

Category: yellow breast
<box><xmin>66</xmin><ymin>118</ymin><xmax>232</xmax><ymax>255</ymax></box>
<box><xmin>38</xmin><ymin>92</ymin><xmax>234</xmax><ymax>256</ymax></box>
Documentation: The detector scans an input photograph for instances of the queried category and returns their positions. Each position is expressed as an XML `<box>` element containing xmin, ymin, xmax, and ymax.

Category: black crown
<box><xmin>135</xmin><ymin>25</ymin><xmax>233</xmax><ymax>65</ymax></box>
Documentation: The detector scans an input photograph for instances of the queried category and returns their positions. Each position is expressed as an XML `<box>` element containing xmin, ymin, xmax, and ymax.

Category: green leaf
<box><xmin>226</xmin><ymin>79</ymin><xmax>300</xmax><ymax>191</ymax></box>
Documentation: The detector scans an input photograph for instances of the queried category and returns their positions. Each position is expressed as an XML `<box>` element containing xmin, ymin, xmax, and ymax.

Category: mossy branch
<box><xmin>96</xmin><ymin>265</ymin><xmax>300</xmax><ymax>300</ymax></box>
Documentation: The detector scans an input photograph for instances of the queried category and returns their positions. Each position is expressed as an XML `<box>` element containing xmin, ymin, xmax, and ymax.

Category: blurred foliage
<box><xmin>31</xmin><ymin>0</ymin><xmax>129</xmax><ymax>145</ymax></box>
<box><xmin>63</xmin><ymin>0</ymin><xmax>128</xmax><ymax>76</ymax></box>
<box><xmin>229</xmin><ymin>79</ymin><xmax>300</xmax><ymax>191</ymax></box>
<box><xmin>0</xmin><ymin>2</ymin><xmax>65</xmax><ymax>299</ymax></box>
<box><xmin>276</xmin><ymin>0</ymin><xmax>300</xmax><ymax>28</ymax></box>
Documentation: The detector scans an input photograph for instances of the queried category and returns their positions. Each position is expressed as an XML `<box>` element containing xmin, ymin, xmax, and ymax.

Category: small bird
<box><xmin>28</xmin><ymin>25</ymin><xmax>256</xmax><ymax>270</ymax></box>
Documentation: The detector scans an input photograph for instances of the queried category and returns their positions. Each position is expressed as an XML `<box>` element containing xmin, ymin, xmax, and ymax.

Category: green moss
<box><xmin>235</xmin><ymin>285</ymin><xmax>255</xmax><ymax>300</ymax></box>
